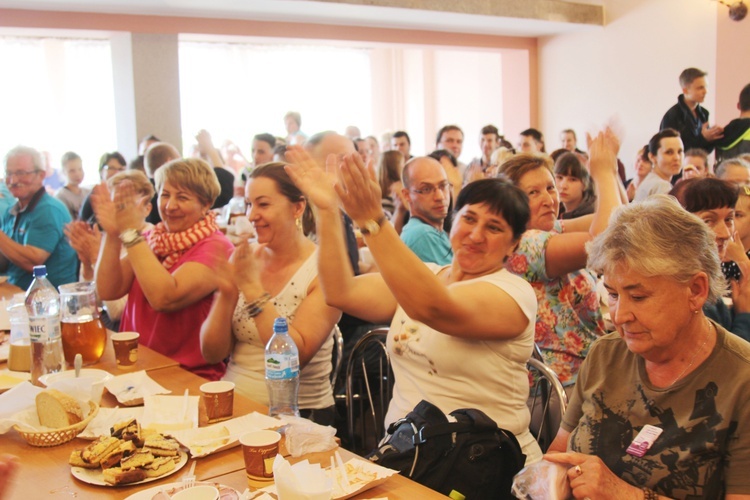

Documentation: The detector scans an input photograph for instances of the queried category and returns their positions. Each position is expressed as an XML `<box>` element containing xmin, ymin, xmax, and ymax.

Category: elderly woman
<box><xmin>286</xmin><ymin>146</ymin><xmax>544</xmax><ymax>464</ymax></box>
<box><xmin>200</xmin><ymin>163</ymin><xmax>340</xmax><ymax>425</ymax></box>
<box><xmin>669</xmin><ymin>178</ymin><xmax>750</xmax><ymax>341</ymax></box>
<box><xmin>93</xmin><ymin>158</ymin><xmax>233</xmax><ymax>380</ymax></box>
<box><xmin>546</xmin><ymin>196</ymin><xmax>750</xmax><ymax>499</ymax></box>
<box><xmin>498</xmin><ymin>130</ymin><xmax>621</xmax><ymax>386</ymax></box>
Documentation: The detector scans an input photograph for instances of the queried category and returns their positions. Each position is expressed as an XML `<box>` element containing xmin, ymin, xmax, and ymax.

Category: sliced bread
<box><xmin>36</xmin><ymin>389</ymin><xmax>83</xmax><ymax>429</ymax></box>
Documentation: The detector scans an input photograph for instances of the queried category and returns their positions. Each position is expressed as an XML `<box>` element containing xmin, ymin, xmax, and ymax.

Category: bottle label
<box><xmin>28</xmin><ymin>316</ymin><xmax>60</xmax><ymax>343</ymax></box>
<box><xmin>265</xmin><ymin>354</ymin><xmax>300</xmax><ymax>380</ymax></box>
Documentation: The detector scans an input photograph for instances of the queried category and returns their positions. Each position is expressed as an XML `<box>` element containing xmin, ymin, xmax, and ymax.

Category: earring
<box><xmin>295</xmin><ymin>217</ymin><xmax>302</xmax><ymax>231</ymax></box>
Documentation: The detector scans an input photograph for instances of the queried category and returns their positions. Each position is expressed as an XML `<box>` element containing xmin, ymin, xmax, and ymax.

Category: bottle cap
<box><xmin>273</xmin><ymin>317</ymin><xmax>288</xmax><ymax>333</ymax></box>
<box><xmin>32</xmin><ymin>265</ymin><xmax>47</xmax><ymax>277</ymax></box>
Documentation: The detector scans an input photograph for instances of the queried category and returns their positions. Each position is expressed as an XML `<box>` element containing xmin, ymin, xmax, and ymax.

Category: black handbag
<box><xmin>367</xmin><ymin>400</ymin><xmax>526</xmax><ymax>500</ymax></box>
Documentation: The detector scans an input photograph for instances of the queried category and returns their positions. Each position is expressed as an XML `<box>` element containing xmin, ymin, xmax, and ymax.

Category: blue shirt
<box><xmin>400</xmin><ymin>216</ymin><xmax>452</xmax><ymax>265</ymax></box>
<box><xmin>1</xmin><ymin>188</ymin><xmax>78</xmax><ymax>289</ymax></box>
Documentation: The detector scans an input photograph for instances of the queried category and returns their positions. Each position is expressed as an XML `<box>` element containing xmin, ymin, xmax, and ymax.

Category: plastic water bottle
<box><xmin>265</xmin><ymin>317</ymin><xmax>300</xmax><ymax>418</ymax></box>
<box><xmin>25</xmin><ymin>265</ymin><xmax>63</xmax><ymax>386</ymax></box>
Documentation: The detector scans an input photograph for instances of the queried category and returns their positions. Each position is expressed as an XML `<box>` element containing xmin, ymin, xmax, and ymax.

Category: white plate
<box><xmin>39</xmin><ymin>368</ymin><xmax>113</xmax><ymax>387</ymax></box>
<box><xmin>0</xmin><ymin>369</ymin><xmax>31</xmax><ymax>394</ymax></box>
<box><xmin>124</xmin><ymin>481</ymin><xmax>241</xmax><ymax>500</ymax></box>
<box><xmin>71</xmin><ymin>450</ymin><xmax>188</xmax><ymax>487</ymax></box>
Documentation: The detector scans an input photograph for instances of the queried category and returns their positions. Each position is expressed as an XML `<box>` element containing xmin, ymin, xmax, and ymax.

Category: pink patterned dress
<box><xmin>504</xmin><ymin>220</ymin><xmax>605</xmax><ymax>384</ymax></box>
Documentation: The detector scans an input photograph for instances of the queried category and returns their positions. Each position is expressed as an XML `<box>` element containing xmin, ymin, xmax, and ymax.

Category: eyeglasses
<box><xmin>102</xmin><ymin>165</ymin><xmax>126</xmax><ymax>172</ymax></box>
<box><xmin>410</xmin><ymin>182</ymin><xmax>451</xmax><ymax>196</ymax></box>
<box><xmin>4</xmin><ymin>170</ymin><xmax>41</xmax><ymax>179</ymax></box>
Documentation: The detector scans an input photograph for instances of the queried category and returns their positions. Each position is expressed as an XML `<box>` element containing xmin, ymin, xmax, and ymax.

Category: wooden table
<box><xmin>1</xmin><ymin>346</ymin><xmax>447</xmax><ymax>499</ymax></box>
<box><xmin>0</xmin><ymin>281</ymin><xmax>23</xmax><ymax>301</ymax></box>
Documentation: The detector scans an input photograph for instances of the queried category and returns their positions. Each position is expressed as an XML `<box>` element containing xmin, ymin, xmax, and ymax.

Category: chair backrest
<box><xmin>344</xmin><ymin>327</ymin><xmax>393</xmax><ymax>455</ymax></box>
<box><xmin>527</xmin><ymin>357</ymin><xmax>568</xmax><ymax>452</ymax></box>
<box><xmin>330</xmin><ymin>325</ymin><xmax>344</xmax><ymax>393</ymax></box>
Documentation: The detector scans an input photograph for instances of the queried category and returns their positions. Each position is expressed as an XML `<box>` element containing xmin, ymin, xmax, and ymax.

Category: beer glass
<box><xmin>59</xmin><ymin>282</ymin><xmax>107</xmax><ymax>366</ymax></box>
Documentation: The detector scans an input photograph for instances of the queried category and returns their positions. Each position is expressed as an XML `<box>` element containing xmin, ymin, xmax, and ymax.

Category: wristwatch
<box><xmin>359</xmin><ymin>215</ymin><xmax>387</xmax><ymax>236</ymax></box>
<box><xmin>119</xmin><ymin>228</ymin><xmax>143</xmax><ymax>248</ymax></box>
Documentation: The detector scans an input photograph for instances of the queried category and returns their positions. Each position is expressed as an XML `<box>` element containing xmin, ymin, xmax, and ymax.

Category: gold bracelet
<box><xmin>245</xmin><ymin>292</ymin><xmax>272</xmax><ymax>318</ymax></box>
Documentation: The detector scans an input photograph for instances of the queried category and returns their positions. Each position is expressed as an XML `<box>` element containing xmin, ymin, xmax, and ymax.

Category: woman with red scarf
<box><xmin>93</xmin><ymin>158</ymin><xmax>233</xmax><ymax>380</ymax></box>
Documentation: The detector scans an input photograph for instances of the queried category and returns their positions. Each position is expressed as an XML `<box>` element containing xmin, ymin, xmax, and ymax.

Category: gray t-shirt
<box><xmin>562</xmin><ymin>326</ymin><xmax>750</xmax><ymax>498</ymax></box>
<box><xmin>633</xmin><ymin>172</ymin><xmax>672</xmax><ymax>202</ymax></box>
<box><xmin>54</xmin><ymin>185</ymin><xmax>91</xmax><ymax>221</ymax></box>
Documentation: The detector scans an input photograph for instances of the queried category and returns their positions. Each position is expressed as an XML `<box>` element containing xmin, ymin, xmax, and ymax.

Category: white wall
<box><xmin>539</xmin><ymin>0</ymin><xmax>717</xmax><ymax>175</ymax></box>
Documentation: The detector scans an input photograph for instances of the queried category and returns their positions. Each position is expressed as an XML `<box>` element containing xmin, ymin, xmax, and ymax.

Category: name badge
<box><xmin>626</xmin><ymin>424</ymin><xmax>663</xmax><ymax>457</ymax></box>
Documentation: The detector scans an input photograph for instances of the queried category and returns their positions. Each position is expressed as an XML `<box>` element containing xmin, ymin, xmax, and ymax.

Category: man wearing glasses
<box><xmin>399</xmin><ymin>157</ymin><xmax>452</xmax><ymax>265</ymax></box>
<box><xmin>0</xmin><ymin>146</ymin><xmax>78</xmax><ymax>288</ymax></box>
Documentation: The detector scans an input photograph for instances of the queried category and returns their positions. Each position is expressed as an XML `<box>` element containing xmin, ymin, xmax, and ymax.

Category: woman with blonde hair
<box><xmin>93</xmin><ymin>158</ymin><xmax>233</xmax><ymax>380</ymax></box>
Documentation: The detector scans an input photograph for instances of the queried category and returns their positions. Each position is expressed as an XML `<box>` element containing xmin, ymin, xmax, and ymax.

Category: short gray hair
<box><xmin>587</xmin><ymin>195</ymin><xmax>726</xmax><ymax>303</ymax></box>
<box><xmin>4</xmin><ymin>145</ymin><xmax>43</xmax><ymax>171</ymax></box>
<box><xmin>715</xmin><ymin>158</ymin><xmax>750</xmax><ymax>180</ymax></box>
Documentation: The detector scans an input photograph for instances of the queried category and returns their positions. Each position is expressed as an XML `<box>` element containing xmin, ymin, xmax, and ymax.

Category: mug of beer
<box><xmin>59</xmin><ymin>282</ymin><xmax>107</xmax><ymax>366</ymax></box>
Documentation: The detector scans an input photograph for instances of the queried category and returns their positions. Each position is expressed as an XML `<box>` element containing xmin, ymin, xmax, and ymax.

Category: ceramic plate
<box><xmin>0</xmin><ymin>369</ymin><xmax>30</xmax><ymax>394</ymax></box>
<box><xmin>124</xmin><ymin>481</ymin><xmax>241</xmax><ymax>500</ymax></box>
<box><xmin>71</xmin><ymin>451</ymin><xmax>188</xmax><ymax>487</ymax></box>
<box><xmin>39</xmin><ymin>368</ymin><xmax>113</xmax><ymax>387</ymax></box>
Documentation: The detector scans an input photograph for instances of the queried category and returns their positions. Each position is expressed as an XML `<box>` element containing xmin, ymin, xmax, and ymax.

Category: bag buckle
<box><xmin>413</xmin><ymin>426</ymin><xmax>427</xmax><ymax>446</ymax></box>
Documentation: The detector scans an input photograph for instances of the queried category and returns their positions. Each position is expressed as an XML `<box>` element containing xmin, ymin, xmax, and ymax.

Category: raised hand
<box><xmin>230</xmin><ymin>240</ymin><xmax>263</xmax><ymax>297</ymax></box>
<box><xmin>112</xmin><ymin>180</ymin><xmax>148</xmax><ymax>233</ymax></box>
<box><xmin>586</xmin><ymin>127</ymin><xmax>620</xmax><ymax>180</ymax></box>
<box><xmin>65</xmin><ymin>221</ymin><xmax>102</xmax><ymax>267</ymax></box>
<box><xmin>284</xmin><ymin>146</ymin><xmax>340</xmax><ymax>211</ymax></box>
<box><xmin>335</xmin><ymin>153</ymin><xmax>385</xmax><ymax>225</ymax></box>
<box><xmin>90</xmin><ymin>182</ymin><xmax>118</xmax><ymax>236</ymax></box>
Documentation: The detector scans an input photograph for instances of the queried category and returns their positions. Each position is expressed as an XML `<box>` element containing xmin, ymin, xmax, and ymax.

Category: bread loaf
<box><xmin>36</xmin><ymin>389</ymin><xmax>83</xmax><ymax>429</ymax></box>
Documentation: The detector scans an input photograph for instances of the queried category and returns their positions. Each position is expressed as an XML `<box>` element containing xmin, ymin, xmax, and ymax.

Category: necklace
<box><xmin>669</xmin><ymin>321</ymin><xmax>712</xmax><ymax>387</ymax></box>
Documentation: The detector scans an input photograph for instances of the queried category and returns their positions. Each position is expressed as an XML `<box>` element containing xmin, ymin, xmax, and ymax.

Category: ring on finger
<box><xmin>574</xmin><ymin>465</ymin><xmax>583</xmax><ymax>476</ymax></box>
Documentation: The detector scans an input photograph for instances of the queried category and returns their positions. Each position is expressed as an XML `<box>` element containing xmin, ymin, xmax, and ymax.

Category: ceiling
<box><xmin>0</xmin><ymin>0</ymin><xmax>604</xmax><ymax>38</ymax></box>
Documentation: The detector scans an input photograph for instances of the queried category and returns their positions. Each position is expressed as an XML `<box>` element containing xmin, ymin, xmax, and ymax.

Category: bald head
<box><xmin>401</xmin><ymin>156</ymin><xmax>446</xmax><ymax>188</ymax></box>
<box><xmin>145</xmin><ymin>142</ymin><xmax>181</xmax><ymax>178</ymax></box>
<box><xmin>305</xmin><ymin>132</ymin><xmax>356</xmax><ymax>167</ymax></box>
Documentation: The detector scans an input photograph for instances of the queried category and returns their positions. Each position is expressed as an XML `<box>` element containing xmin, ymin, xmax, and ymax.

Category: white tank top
<box><xmin>223</xmin><ymin>250</ymin><xmax>334</xmax><ymax>409</ymax></box>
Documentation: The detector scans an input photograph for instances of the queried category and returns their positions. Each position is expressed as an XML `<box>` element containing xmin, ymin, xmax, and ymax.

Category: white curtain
<box><xmin>178</xmin><ymin>41</ymin><xmax>372</xmax><ymax>155</ymax></box>
<box><xmin>0</xmin><ymin>36</ymin><xmax>116</xmax><ymax>185</ymax></box>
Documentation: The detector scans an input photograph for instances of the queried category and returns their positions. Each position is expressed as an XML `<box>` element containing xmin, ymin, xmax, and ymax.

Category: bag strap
<box><xmin>413</xmin><ymin>421</ymin><xmax>474</xmax><ymax>445</ymax></box>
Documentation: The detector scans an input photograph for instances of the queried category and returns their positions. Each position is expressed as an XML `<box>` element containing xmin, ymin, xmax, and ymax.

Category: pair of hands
<box><xmin>90</xmin><ymin>181</ymin><xmax>148</xmax><ymax>237</ymax></box>
<box><xmin>64</xmin><ymin>221</ymin><xmax>101</xmax><ymax>266</ymax></box>
<box><xmin>284</xmin><ymin>147</ymin><xmax>385</xmax><ymax>226</ymax></box>
<box><xmin>725</xmin><ymin>234</ymin><xmax>750</xmax><ymax>313</ymax></box>
<box><xmin>214</xmin><ymin>240</ymin><xmax>263</xmax><ymax>298</ymax></box>
<box><xmin>544</xmin><ymin>452</ymin><xmax>642</xmax><ymax>500</ymax></box>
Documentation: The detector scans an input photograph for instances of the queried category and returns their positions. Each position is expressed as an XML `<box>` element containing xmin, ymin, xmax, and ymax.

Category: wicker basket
<box><xmin>14</xmin><ymin>400</ymin><xmax>99</xmax><ymax>447</ymax></box>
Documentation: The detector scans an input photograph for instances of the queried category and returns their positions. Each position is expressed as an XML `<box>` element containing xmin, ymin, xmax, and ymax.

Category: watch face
<box><xmin>363</xmin><ymin>220</ymin><xmax>379</xmax><ymax>235</ymax></box>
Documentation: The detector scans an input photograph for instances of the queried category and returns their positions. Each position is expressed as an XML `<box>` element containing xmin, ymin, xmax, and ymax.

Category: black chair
<box><xmin>527</xmin><ymin>357</ymin><xmax>568</xmax><ymax>452</ymax></box>
<box><xmin>330</xmin><ymin>326</ymin><xmax>344</xmax><ymax>394</ymax></box>
<box><xmin>344</xmin><ymin>327</ymin><xmax>393</xmax><ymax>455</ymax></box>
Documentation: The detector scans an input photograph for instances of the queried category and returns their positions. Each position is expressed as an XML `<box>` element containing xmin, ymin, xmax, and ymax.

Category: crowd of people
<box><xmin>3</xmin><ymin>68</ymin><xmax>750</xmax><ymax>499</ymax></box>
